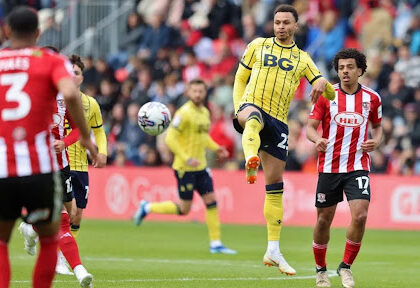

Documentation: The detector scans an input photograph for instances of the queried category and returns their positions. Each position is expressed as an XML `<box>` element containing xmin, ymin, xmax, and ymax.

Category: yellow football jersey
<box><xmin>67</xmin><ymin>92</ymin><xmax>107</xmax><ymax>172</ymax></box>
<box><xmin>233</xmin><ymin>37</ymin><xmax>322</xmax><ymax>123</ymax></box>
<box><xmin>165</xmin><ymin>101</ymin><xmax>219</xmax><ymax>172</ymax></box>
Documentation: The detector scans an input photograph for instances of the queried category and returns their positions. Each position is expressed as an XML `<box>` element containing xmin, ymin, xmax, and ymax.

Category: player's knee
<box><xmin>206</xmin><ymin>201</ymin><xmax>217</xmax><ymax>209</ymax></box>
<box><xmin>317</xmin><ymin>215</ymin><xmax>333</xmax><ymax>229</ymax></box>
<box><xmin>352</xmin><ymin>211</ymin><xmax>368</xmax><ymax>226</ymax></box>
<box><xmin>246</xmin><ymin>111</ymin><xmax>263</xmax><ymax>125</ymax></box>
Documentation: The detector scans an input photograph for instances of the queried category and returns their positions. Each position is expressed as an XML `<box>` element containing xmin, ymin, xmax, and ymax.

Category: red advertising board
<box><xmin>85</xmin><ymin>167</ymin><xmax>420</xmax><ymax>230</ymax></box>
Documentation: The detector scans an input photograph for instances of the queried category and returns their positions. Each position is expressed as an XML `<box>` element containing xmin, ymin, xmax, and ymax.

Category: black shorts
<box><xmin>0</xmin><ymin>172</ymin><xmax>62</xmax><ymax>224</ymax></box>
<box><xmin>61</xmin><ymin>166</ymin><xmax>73</xmax><ymax>203</ymax></box>
<box><xmin>233</xmin><ymin>103</ymin><xmax>289</xmax><ymax>161</ymax></box>
<box><xmin>70</xmin><ymin>171</ymin><xmax>89</xmax><ymax>209</ymax></box>
<box><xmin>315</xmin><ymin>170</ymin><xmax>371</xmax><ymax>208</ymax></box>
<box><xmin>174</xmin><ymin>169</ymin><xmax>214</xmax><ymax>200</ymax></box>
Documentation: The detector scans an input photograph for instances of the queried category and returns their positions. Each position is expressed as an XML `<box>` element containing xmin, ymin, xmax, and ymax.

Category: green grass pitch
<box><xmin>8</xmin><ymin>220</ymin><xmax>420</xmax><ymax>288</ymax></box>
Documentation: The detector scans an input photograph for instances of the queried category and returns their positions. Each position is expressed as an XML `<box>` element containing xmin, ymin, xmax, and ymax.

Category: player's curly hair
<box><xmin>69</xmin><ymin>54</ymin><xmax>85</xmax><ymax>72</ymax></box>
<box><xmin>333</xmin><ymin>48</ymin><xmax>367</xmax><ymax>75</ymax></box>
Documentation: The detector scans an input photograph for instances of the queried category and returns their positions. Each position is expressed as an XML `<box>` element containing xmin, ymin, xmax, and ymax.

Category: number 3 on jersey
<box><xmin>277</xmin><ymin>133</ymin><xmax>288</xmax><ymax>151</ymax></box>
<box><xmin>1</xmin><ymin>72</ymin><xmax>30</xmax><ymax>121</ymax></box>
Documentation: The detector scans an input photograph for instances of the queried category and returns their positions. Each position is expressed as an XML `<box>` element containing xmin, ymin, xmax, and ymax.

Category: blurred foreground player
<box><xmin>0</xmin><ymin>6</ymin><xmax>96</xmax><ymax>288</ymax></box>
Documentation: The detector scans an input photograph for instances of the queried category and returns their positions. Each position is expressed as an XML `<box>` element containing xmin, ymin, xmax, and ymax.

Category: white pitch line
<box><xmin>12</xmin><ymin>271</ymin><xmax>338</xmax><ymax>283</ymax></box>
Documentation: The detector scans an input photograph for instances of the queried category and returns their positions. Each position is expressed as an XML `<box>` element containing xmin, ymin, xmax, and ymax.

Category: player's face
<box><xmin>273</xmin><ymin>12</ymin><xmax>298</xmax><ymax>43</ymax></box>
<box><xmin>337</xmin><ymin>58</ymin><xmax>362</xmax><ymax>86</ymax></box>
<box><xmin>72</xmin><ymin>65</ymin><xmax>83</xmax><ymax>88</ymax></box>
<box><xmin>188</xmin><ymin>83</ymin><xmax>206</xmax><ymax>106</ymax></box>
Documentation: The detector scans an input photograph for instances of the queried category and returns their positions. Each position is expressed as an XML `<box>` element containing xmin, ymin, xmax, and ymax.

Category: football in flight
<box><xmin>137</xmin><ymin>102</ymin><xmax>171</xmax><ymax>136</ymax></box>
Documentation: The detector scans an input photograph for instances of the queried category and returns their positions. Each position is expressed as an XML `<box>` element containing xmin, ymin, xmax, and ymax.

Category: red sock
<box><xmin>59</xmin><ymin>213</ymin><xmax>81</xmax><ymax>269</ymax></box>
<box><xmin>313</xmin><ymin>241</ymin><xmax>328</xmax><ymax>269</ymax></box>
<box><xmin>342</xmin><ymin>239</ymin><xmax>361</xmax><ymax>266</ymax></box>
<box><xmin>0</xmin><ymin>240</ymin><xmax>10</xmax><ymax>287</ymax></box>
<box><xmin>33</xmin><ymin>235</ymin><xmax>58</xmax><ymax>288</ymax></box>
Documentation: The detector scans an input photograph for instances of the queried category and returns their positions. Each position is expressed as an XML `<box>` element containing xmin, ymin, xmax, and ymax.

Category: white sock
<box><xmin>210</xmin><ymin>240</ymin><xmax>222</xmax><ymax>248</ymax></box>
<box><xmin>267</xmin><ymin>240</ymin><xmax>280</xmax><ymax>254</ymax></box>
<box><xmin>74</xmin><ymin>264</ymin><xmax>88</xmax><ymax>278</ymax></box>
<box><xmin>144</xmin><ymin>203</ymin><xmax>151</xmax><ymax>214</ymax></box>
<box><xmin>23</xmin><ymin>223</ymin><xmax>37</xmax><ymax>238</ymax></box>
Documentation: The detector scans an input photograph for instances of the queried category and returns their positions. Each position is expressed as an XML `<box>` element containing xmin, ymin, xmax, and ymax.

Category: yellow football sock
<box><xmin>150</xmin><ymin>201</ymin><xmax>179</xmax><ymax>214</ymax></box>
<box><xmin>206</xmin><ymin>202</ymin><xmax>221</xmax><ymax>241</ymax></box>
<box><xmin>264</xmin><ymin>183</ymin><xmax>284</xmax><ymax>241</ymax></box>
<box><xmin>242</xmin><ymin>115</ymin><xmax>262</xmax><ymax>159</ymax></box>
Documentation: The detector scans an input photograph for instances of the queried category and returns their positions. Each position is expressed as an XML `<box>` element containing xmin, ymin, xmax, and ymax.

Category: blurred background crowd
<box><xmin>0</xmin><ymin>0</ymin><xmax>419</xmax><ymax>175</ymax></box>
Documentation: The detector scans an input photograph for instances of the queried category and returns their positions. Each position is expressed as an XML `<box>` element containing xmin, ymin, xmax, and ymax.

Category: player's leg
<box><xmin>237</xmin><ymin>105</ymin><xmax>264</xmax><ymax>184</ymax></box>
<box><xmin>198</xmin><ymin>170</ymin><xmax>236</xmax><ymax>254</ymax></box>
<box><xmin>59</xmin><ymin>211</ymin><xmax>93</xmax><ymax>287</ymax></box>
<box><xmin>0</xmin><ymin>220</ymin><xmax>15</xmax><ymax>287</ymax></box>
<box><xmin>134</xmin><ymin>170</ymin><xmax>192</xmax><ymax>226</ymax></box>
<box><xmin>337</xmin><ymin>171</ymin><xmax>371</xmax><ymax>288</ymax></box>
<box><xmin>312</xmin><ymin>172</ymin><xmax>343</xmax><ymax>287</ymax></box>
<box><xmin>24</xmin><ymin>172</ymin><xmax>62</xmax><ymax>288</ymax></box>
<box><xmin>259</xmin><ymin>150</ymin><xmax>295</xmax><ymax>274</ymax></box>
<box><xmin>70</xmin><ymin>171</ymin><xmax>89</xmax><ymax>238</ymax></box>
<box><xmin>313</xmin><ymin>206</ymin><xmax>336</xmax><ymax>288</ymax></box>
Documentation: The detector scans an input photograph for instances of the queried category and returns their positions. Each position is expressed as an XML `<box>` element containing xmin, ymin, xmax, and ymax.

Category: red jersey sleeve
<box><xmin>51</xmin><ymin>54</ymin><xmax>74</xmax><ymax>86</ymax></box>
<box><xmin>369</xmin><ymin>95</ymin><xmax>382</xmax><ymax>125</ymax></box>
<box><xmin>309</xmin><ymin>96</ymin><xmax>327</xmax><ymax>121</ymax></box>
<box><xmin>62</xmin><ymin>110</ymin><xmax>80</xmax><ymax>147</ymax></box>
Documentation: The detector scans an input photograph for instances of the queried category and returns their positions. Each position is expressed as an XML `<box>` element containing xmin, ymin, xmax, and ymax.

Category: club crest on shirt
<box><xmin>362</xmin><ymin>102</ymin><xmax>370</xmax><ymax>111</ymax></box>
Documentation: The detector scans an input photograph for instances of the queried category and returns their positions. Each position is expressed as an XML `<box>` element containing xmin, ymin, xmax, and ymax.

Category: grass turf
<box><xmin>8</xmin><ymin>220</ymin><xmax>420</xmax><ymax>288</ymax></box>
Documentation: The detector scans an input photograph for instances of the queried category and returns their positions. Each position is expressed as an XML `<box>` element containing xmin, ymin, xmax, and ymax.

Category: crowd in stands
<box><xmin>1</xmin><ymin>0</ymin><xmax>420</xmax><ymax>175</ymax></box>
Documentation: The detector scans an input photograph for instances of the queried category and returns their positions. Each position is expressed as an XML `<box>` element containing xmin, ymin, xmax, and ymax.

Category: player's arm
<box><xmin>207</xmin><ymin>135</ymin><xmax>229</xmax><ymax>160</ymax></box>
<box><xmin>303</xmin><ymin>53</ymin><xmax>335</xmax><ymax>103</ymax></box>
<box><xmin>53</xmin><ymin>113</ymin><xmax>80</xmax><ymax>154</ymax></box>
<box><xmin>306</xmin><ymin>99</ymin><xmax>329</xmax><ymax>152</ymax></box>
<box><xmin>233</xmin><ymin>39</ymin><xmax>259</xmax><ymax>114</ymax></box>
<box><xmin>90</xmin><ymin>98</ymin><xmax>107</xmax><ymax>168</ymax></box>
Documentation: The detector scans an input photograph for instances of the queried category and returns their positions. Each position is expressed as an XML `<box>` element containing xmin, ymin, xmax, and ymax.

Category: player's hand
<box><xmin>53</xmin><ymin>140</ymin><xmax>66</xmax><ymax>154</ymax></box>
<box><xmin>361</xmin><ymin>139</ymin><xmax>379</xmax><ymax>152</ymax></box>
<box><xmin>310</xmin><ymin>78</ymin><xmax>327</xmax><ymax>104</ymax></box>
<box><xmin>216</xmin><ymin>146</ymin><xmax>229</xmax><ymax>160</ymax></box>
<box><xmin>79</xmin><ymin>137</ymin><xmax>98</xmax><ymax>166</ymax></box>
<box><xmin>187</xmin><ymin>158</ymin><xmax>200</xmax><ymax>167</ymax></box>
<box><xmin>94</xmin><ymin>153</ymin><xmax>107</xmax><ymax>168</ymax></box>
<box><xmin>315</xmin><ymin>138</ymin><xmax>329</xmax><ymax>152</ymax></box>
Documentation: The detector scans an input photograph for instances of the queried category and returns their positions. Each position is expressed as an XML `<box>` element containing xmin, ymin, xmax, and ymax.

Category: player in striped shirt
<box><xmin>307</xmin><ymin>48</ymin><xmax>383</xmax><ymax>288</ymax></box>
<box><xmin>232</xmin><ymin>4</ymin><xmax>336</xmax><ymax>276</ymax></box>
<box><xmin>0</xmin><ymin>7</ymin><xmax>96</xmax><ymax>288</ymax></box>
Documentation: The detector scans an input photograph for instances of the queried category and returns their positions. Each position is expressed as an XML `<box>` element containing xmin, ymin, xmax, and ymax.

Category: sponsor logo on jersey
<box><xmin>263</xmin><ymin>54</ymin><xmax>294</xmax><ymax>71</ymax></box>
<box><xmin>334</xmin><ymin>112</ymin><xmax>364</xmax><ymax>128</ymax></box>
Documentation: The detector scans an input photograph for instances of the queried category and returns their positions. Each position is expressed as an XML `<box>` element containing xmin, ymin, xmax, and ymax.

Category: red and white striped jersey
<box><xmin>309</xmin><ymin>84</ymin><xmax>382</xmax><ymax>173</ymax></box>
<box><xmin>0</xmin><ymin>47</ymin><xmax>74</xmax><ymax>178</ymax></box>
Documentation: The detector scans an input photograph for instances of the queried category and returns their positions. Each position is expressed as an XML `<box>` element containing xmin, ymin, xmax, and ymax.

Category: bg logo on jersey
<box><xmin>263</xmin><ymin>54</ymin><xmax>294</xmax><ymax>71</ymax></box>
<box><xmin>334</xmin><ymin>112</ymin><xmax>365</xmax><ymax>128</ymax></box>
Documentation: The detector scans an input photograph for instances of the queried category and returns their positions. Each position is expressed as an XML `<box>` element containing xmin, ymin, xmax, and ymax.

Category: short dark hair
<box><xmin>7</xmin><ymin>6</ymin><xmax>38</xmax><ymax>36</ymax></box>
<box><xmin>274</xmin><ymin>4</ymin><xmax>298</xmax><ymax>22</ymax></box>
<box><xmin>189</xmin><ymin>78</ymin><xmax>206</xmax><ymax>89</ymax></box>
<box><xmin>69</xmin><ymin>54</ymin><xmax>85</xmax><ymax>71</ymax></box>
<box><xmin>333</xmin><ymin>48</ymin><xmax>367</xmax><ymax>75</ymax></box>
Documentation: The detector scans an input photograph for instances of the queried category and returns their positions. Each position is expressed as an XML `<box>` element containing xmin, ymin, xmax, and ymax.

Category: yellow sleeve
<box><xmin>233</xmin><ymin>38</ymin><xmax>260</xmax><ymax>114</ymax></box>
<box><xmin>165</xmin><ymin>113</ymin><xmax>189</xmax><ymax>163</ymax></box>
<box><xmin>89</xmin><ymin>98</ymin><xmax>107</xmax><ymax>155</ymax></box>
<box><xmin>312</xmin><ymin>78</ymin><xmax>336</xmax><ymax>100</ymax></box>
<box><xmin>207</xmin><ymin>136</ymin><xmax>219</xmax><ymax>152</ymax></box>
<box><xmin>303</xmin><ymin>52</ymin><xmax>322</xmax><ymax>85</ymax></box>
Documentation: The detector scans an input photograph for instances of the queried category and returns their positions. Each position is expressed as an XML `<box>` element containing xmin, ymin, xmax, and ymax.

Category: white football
<box><xmin>138</xmin><ymin>102</ymin><xmax>171</xmax><ymax>136</ymax></box>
